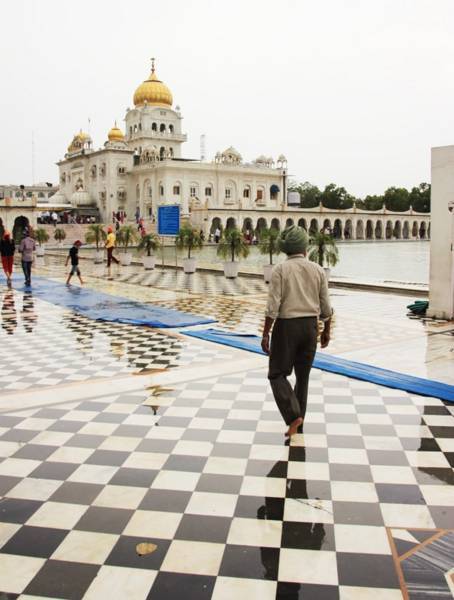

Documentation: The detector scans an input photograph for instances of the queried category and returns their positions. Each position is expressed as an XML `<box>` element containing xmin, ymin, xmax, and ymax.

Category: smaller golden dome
<box><xmin>108</xmin><ymin>123</ymin><xmax>125</xmax><ymax>142</ymax></box>
<box><xmin>133</xmin><ymin>59</ymin><xmax>173</xmax><ymax>108</ymax></box>
<box><xmin>67</xmin><ymin>130</ymin><xmax>92</xmax><ymax>153</ymax></box>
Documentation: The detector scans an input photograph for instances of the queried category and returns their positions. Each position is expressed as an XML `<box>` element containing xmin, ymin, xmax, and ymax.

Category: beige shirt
<box><xmin>265</xmin><ymin>255</ymin><xmax>332</xmax><ymax>320</ymax></box>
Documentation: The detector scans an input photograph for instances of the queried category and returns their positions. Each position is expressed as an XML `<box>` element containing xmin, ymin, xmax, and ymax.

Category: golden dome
<box><xmin>133</xmin><ymin>59</ymin><xmax>173</xmax><ymax>108</ymax></box>
<box><xmin>67</xmin><ymin>130</ymin><xmax>91</xmax><ymax>153</ymax></box>
<box><xmin>108</xmin><ymin>123</ymin><xmax>125</xmax><ymax>141</ymax></box>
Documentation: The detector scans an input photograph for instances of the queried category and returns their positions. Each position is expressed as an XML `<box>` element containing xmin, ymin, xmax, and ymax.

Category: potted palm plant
<box><xmin>85</xmin><ymin>224</ymin><xmax>107</xmax><ymax>263</ymax></box>
<box><xmin>116</xmin><ymin>225</ymin><xmax>137</xmax><ymax>266</ymax></box>
<box><xmin>175</xmin><ymin>224</ymin><xmax>203</xmax><ymax>274</ymax></box>
<box><xmin>308</xmin><ymin>230</ymin><xmax>339</xmax><ymax>279</ymax></box>
<box><xmin>138</xmin><ymin>233</ymin><xmax>160</xmax><ymax>270</ymax></box>
<box><xmin>54</xmin><ymin>227</ymin><xmax>66</xmax><ymax>246</ymax></box>
<box><xmin>258</xmin><ymin>227</ymin><xmax>281</xmax><ymax>283</ymax></box>
<box><xmin>217</xmin><ymin>227</ymin><xmax>250</xmax><ymax>278</ymax></box>
<box><xmin>35</xmin><ymin>228</ymin><xmax>50</xmax><ymax>256</ymax></box>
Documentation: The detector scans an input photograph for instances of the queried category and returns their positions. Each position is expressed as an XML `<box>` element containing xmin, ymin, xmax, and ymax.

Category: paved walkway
<box><xmin>0</xmin><ymin>256</ymin><xmax>453</xmax><ymax>599</ymax></box>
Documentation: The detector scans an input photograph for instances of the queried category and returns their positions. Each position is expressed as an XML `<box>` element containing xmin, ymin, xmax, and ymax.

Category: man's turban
<box><xmin>278</xmin><ymin>225</ymin><xmax>309</xmax><ymax>255</ymax></box>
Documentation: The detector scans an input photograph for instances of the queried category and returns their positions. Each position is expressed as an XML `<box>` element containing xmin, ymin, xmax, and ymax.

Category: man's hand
<box><xmin>261</xmin><ymin>333</ymin><xmax>270</xmax><ymax>355</ymax></box>
<box><xmin>320</xmin><ymin>329</ymin><xmax>330</xmax><ymax>348</ymax></box>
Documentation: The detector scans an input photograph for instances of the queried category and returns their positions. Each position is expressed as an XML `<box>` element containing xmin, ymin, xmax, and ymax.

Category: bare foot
<box><xmin>285</xmin><ymin>417</ymin><xmax>303</xmax><ymax>438</ymax></box>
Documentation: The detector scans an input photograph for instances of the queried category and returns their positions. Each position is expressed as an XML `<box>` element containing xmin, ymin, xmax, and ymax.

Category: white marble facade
<box><xmin>55</xmin><ymin>61</ymin><xmax>286</xmax><ymax>224</ymax></box>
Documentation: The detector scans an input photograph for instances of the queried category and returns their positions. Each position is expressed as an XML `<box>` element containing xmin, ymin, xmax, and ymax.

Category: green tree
<box><xmin>362</xmin><ymin>194</ymin><xmax>384</xmax><ymax>211</ymax></box>
<box><xmin>175</xmin><ymin>224</ymin><xmax>203</xmax><ymax>259</ymax></box>
<box><xmin>383</xmin><ymin>187</ymin><xmax>410</xmax><ymax>212</ymax></box>
<box><xmin>217</xmin><ymin>228</ymin><xmax>250</xmax><ymax>263</ymax></box>
<box><xmin>288</xmin><ymin>181</ymin><xmax>321</xmax><ymax>208</ymax></box>
<box><xmin>258</xmin><ymin>228</ymin><xmax>281</xmax><ymax>265</ymax></box>
<box><xmin>319</xmin><ymin>183</ymin><xmax>354</xmax><ymax>210</ymax></box>
<box><xmin>308</xmin><ymin>231</ymin><xmax>339</xmax><ymax>267</ymax></box>
<box><xmin>409</xmin><ymin>183</ymin><xmax>430</xmax><ymax>213</ymax></box>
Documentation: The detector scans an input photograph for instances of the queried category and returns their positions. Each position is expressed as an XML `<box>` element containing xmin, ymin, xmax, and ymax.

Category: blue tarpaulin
<box><xmin>184</xmin><ymin>329</ymin><xmax>454</xmax><ymax>402</ymax></box>
<box><xmin>0</xmin><ymin>275</ymin><xmax>216</xmax><ymax>328</ymax></box>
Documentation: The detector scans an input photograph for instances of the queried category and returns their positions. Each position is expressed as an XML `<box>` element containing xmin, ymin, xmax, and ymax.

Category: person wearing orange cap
<box><xmin>105</xmin><ymin>226</ymin><xmax>119</xmax><ymax>269</ymax></box>
<box><xmin>65</xmin><ymin>240</ymin><xmax>84</xmax><ymax>285</ymax></box>
<box><xmin>0</xmin><ymin>231</ymin><xmax>15</xmax><ymax>286</ymax></box>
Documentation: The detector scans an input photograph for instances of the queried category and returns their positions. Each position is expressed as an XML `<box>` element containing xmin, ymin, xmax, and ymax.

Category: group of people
<box><xmin>0</xmin><ymin>229</ymin><xmax>36</xmax><ymax>287</ymax></box>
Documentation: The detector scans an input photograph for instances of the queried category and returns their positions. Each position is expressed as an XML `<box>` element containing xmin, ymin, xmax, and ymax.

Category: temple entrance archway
<box><xmin>13</xmin><ymin>216</ymin><xmax>29</xmax><ymax>242</ymax></box>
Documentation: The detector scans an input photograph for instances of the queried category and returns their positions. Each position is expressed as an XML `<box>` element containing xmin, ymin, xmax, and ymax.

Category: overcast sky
<box><xmin>1</xmin><ymin>0</ymin><xmax>453</xmax><ymax>197</ymax></box>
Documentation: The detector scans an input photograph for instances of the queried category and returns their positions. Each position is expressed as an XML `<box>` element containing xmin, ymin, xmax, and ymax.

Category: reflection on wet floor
<box><xmin>0</xmin><ymin>256</ymin><xmax>453</xmax><ymax>598</ymax></box>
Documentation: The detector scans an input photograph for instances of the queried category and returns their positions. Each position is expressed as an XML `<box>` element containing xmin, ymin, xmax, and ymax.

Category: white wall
<box><xmin>428</xmin><ymin>145</ymin><xmax>454</xmax><ymax>319</ymax></box>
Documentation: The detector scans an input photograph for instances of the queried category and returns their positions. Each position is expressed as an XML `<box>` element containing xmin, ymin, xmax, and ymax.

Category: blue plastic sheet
<box><xmin>0</xmin><ymin>275</ymin><xmax>216</xmax><ymax>328</ymax></box>
<box><xmin>184</xmin><ymin>329</ymin><xmax>454</xmax><ymax>402</ymax></box>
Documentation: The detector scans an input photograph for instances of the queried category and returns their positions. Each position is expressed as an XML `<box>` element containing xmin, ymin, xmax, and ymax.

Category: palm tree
<box><xmin>54</xmin><ymin>228</ymin><xmax>66</xmax><ymax>244</ymax></box>
<box><xmin>137</xmin><ymin>233</ymin><xmax>160</xmax><ymax>257</ymax></box>
<box><xmin>308</xmin><ymin>231</ymin><xmax>339</xmax><ymax>267</ymax></box>
<box><xmin>258</xmin><ymin>227</ymin><xmax>281</xmax><ymax>265</ymax></box>
<box><xmin>116</xmin><ymin>225</ymin><xmax>137</xmax><ymax>253</ymax></box>
<box><xmin>35</xmin><ymin>228</ymin><xmax>50</xmax><ymax>247</ymax></box>
<box><xmin>85</xmin><ymin>224</ymin><xmax>106</xmax><ymax>250</ymax></box>
<box><xmin>175</xmin><ymin>224</ymin><xmax>203</xmax><ymax>259</ymax></box>
<box><xmin>217</xmin><ymin>227</ymin><xmax>250</xmax><ymax>263</ymax></box>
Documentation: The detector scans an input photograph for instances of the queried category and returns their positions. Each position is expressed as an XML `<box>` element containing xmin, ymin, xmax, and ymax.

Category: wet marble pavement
<box><xmin>0</xmin><ymin>257</ymin><xmax>453</xmax><ymax>599</ymax></box>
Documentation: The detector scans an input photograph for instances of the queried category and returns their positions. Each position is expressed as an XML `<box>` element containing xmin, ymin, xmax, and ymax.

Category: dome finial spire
<box><xmin>151</xmin><ymin>57</ymin><xmax>155</xmax><ymax>74</ymax></box>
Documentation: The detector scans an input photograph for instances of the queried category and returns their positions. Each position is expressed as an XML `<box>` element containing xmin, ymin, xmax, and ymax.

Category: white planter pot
<box><xmin>120</xmin><ymin>252</ymin><xmax>132</xmax><ymax>266</ymax></box>
<box><xmin>263</xmin><ymin>263</ymin><xmax>274</xmax><ymax>283</ymax></box>
<box><xmin>94</xmin><ymin>250</ymin><xmax>104</xmax><ymax>264</ymax></box>
<box><xmin>183</xmin><ymin>257</ymin><xmax>197</xmax><ymax>274</ymax></box>
<box><xmin>36</xmin><ymin>246</ymin><xmax>45</xmax><ymax>257</ymax></box>
<box><xmin>224</xmin><ymin>261</ymin><xmax>239</xmax><ymax>279</ymax></box>
<box><xmin>143</xmin><ymin>255</ymin><xmax>156</xmax><ymax>270</ymax></box>
<box><xmin>324</xmin><ymin>267</ymin><xmax>331</xmax><ymax>281</ymax></box>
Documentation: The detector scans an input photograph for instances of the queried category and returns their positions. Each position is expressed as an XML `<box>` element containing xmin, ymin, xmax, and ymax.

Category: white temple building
<box><xmin>54</xmin><ymin>59</ymin><xmax>287</xmax><ymax>232</ymax></box>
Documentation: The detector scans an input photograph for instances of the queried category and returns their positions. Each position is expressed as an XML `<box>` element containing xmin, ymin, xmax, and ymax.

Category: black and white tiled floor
<box><xmin>0</xmin><ymin>368</ymin><xmax>453</xmax><ymax>599</ymax></box>
<box><xmin>0</xmin><ymin>289</ymin><xmax>233</xmax><ymax>391</ymax></box>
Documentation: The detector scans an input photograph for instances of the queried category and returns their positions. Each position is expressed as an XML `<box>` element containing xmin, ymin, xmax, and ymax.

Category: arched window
<box><xmin>138</xmin><ymin>123</ymin><xmax>142</xmax><ymax>131</ymax></box>
<box><xmin>160</xmin><ymin>147</ymin><xmax>165</xmax><ymax>160</ymax></box>
<box><xmin>205</xmin><ymin>185</ymin><xmax>213</xmax><ymax>197</ymax></box>
<box><xmin>270</xmin><ymin>184</ymin><xmax>280</xmax><ymax>200</ymax></box>
<box><xmin>134</xmin><ymin>124</ymin><xmax>138</xmax><ymax>133</ymax></box>
<box><xmin>38</xmin><ymin>191</ymin><xmax>45</xmax><ymax>198</ymax></box>
<box><xmin>160</xmin><ymin>123</ymin><xmax>166</xmax><ymax>133</ymax></box>
<box><xmin>173</xmin><ymin>182</ymin><xmax>181</xmax><ymax>195</ymax></box>
<box><xmin>256</xmin><ymin>186</ymin><xmax>265</xmax><ymax>203</ymax></box>
<box><xmin>169</xmin><ymin>124</ymin><xmax>174</xmax><ymax>133</ymax></box>
<box><xmin>190</xmin><ymin>184</ymin><xmax>198</xmax><ymax>198</ymax></box>
<box><xmin>243</xmin><ymin>185</ymin><xmax>251</xmax><ymax>199</ymax></box>
<box><xmin>169</xmin><ymin>148</ymin><xmax>174</xmax><ymax>157</ymax></box>
<box><xmin>152</xmin><ymin>122</ymin><xmax>157</xmax><ymax>131</ymax></box>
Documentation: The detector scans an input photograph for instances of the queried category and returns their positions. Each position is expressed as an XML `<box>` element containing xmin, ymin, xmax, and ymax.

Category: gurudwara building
<box><xmin>53</xmin><ymin>60</ymin><xmax>288</xmax><ymax>232</ymax></box>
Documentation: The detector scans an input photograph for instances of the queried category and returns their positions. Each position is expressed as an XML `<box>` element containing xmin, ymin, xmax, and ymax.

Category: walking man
<box><xmin>105</xmin><ymin>226</ymin><xmax>119</xmax><ymax>268</ymax></box>
<box><xmin>0</xmin><ymin>231</ymin><xmax>15</xmax><ymax>286</ymax></box>
<box><xmin>65</xmin><ymin>240</ymin><xmax>84</xmax><ymax>285</ymax></box>
<box><xmin>261</xmin><ymin>226</ymin><xmax>332</xmax><ymax>437</ymax></box>
<box><xmin>19</xmin><ymin>229</ymin><xmax>36</xmax><ymax>287</ymax></box>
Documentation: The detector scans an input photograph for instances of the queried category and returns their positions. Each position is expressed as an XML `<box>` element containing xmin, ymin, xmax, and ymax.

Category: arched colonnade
<box><xmin>208</xmin><ymin>214</ymin><xmax>430</xmax><ymax>240</ymax></box>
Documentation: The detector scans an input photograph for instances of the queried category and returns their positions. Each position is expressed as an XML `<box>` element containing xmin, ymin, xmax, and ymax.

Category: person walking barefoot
<box><xmin>105</xmin><ymin>226</ymin><xmax>119</xmax><ymax>277</ymax></box>
<box><xmin>65</xmin><ymin>240</ymin><xmax>84</xmax><ymax>285</ymax></box>
<box><xmin>19</xmin><ymin>229</ymin><xmax>36</xmax><ymax>287</ymax></box>
<box><xmin>261</xmin><ymin>226</ymin><xmax>333</xmax><ymax>438</ymax></box>
<box><xmin>0</xmin><ymin>231</ymin><xmax>15</xmax><ymax>286</ymax></box>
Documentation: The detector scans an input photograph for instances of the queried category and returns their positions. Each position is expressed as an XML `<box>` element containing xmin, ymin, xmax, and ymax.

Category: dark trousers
<box><xmin>268</xmin><ymin>317</ymin><xmax>318</xmax><ymax>425</ymax></box>
<box><xmin>21</xmin><ymin>260</ymin><xmax>32</xmax><ymax>284</ymax></box>
<box><xmin>107</xmin><ymin>247</ymin><xmax>119</xmax><ymax>267</ymax></box>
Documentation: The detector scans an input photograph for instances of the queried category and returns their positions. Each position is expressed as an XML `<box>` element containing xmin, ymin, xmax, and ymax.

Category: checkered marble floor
<box><xmin>0</xmin><ymin>368</ymin><xmax>453</xmax><ymax>599</ymax></box>
<box><xmin>0</xmin><ymin>288</ymin><xmax>234</xmax><ymax>391</ymax></box>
